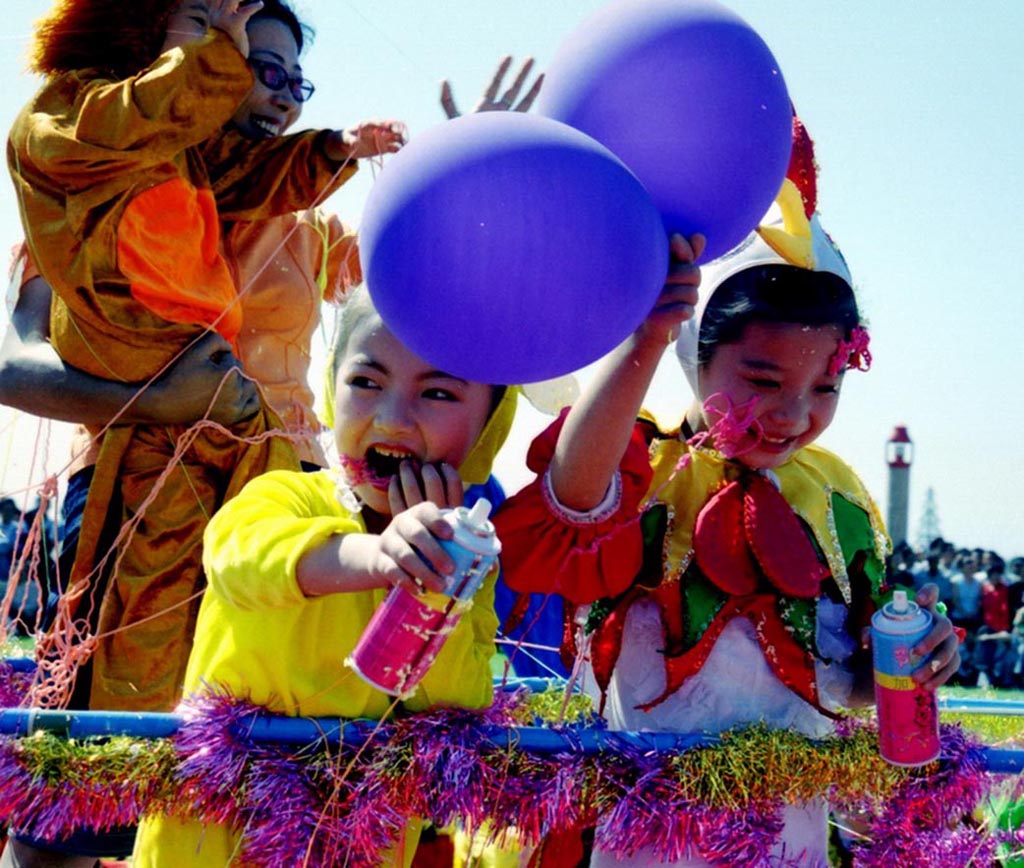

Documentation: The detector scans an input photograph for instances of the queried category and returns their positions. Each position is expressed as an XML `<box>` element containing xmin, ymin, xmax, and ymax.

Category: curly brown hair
<box><xmin>30</xmin><ymin>0</ymin><xmax>181</xmax><ymax>78</ymax></box>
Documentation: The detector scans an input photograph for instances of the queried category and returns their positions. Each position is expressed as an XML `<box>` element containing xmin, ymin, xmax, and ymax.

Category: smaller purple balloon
<box><xmin>359</xmin><ymin>112</ymin><xmax>669</xmax><ymax>385</ymax></box>
<box><xmin>539</xmin><ymin>0</ymin><xmax>792</xmax><ymax>262</ymax></box>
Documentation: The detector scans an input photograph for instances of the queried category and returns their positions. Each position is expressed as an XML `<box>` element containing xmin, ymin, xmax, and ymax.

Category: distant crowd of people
<box><xmin>889</xmin><ymin>537</ymin><xmax>1024</xmax><ymax>688</ymax></box>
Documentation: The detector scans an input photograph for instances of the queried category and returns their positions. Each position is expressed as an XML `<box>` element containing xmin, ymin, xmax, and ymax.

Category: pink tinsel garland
<box><xmin>0</xmin><ymin>689</ymin><xmax>1012</xmax><ymax>867</ymax></box>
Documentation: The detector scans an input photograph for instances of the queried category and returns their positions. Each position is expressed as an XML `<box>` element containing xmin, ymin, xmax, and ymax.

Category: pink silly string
<box><xmin>827</xmin><ymin>325</ymin><xmax>872</xmax><ymax>377</ymax></box>
<box><xmin>337</xmin><ymin>454</ymin><xmax>389</xmax><ymax>490</ymax></box>
<box><xmin>698</xmin><ymin>392</ymin><xmax>763</xmax><ymax>460</ymax></box>
<box><xmin>639</xmin><ymin>392</ymin><xmax>763</xmax><ymax>512</ymax></box>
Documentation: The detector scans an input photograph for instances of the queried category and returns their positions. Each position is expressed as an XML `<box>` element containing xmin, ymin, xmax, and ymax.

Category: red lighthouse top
<box><xmin>887</xmin><ymin>425</ymin><xmax>913</xmax><ymax>468</ymax></box>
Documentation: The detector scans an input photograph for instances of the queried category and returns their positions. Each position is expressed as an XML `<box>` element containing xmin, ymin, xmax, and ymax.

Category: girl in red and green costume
<box><xmin>494</xmin><ymin>123</ymin><xmax>961</xmax><ymax>866</ymax></box>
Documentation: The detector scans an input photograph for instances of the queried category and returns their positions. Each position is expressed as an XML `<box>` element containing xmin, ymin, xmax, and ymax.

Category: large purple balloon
<box><xmin>359</xmin><ymin>112</ymin><xmax>669</xmax><ymax>385</ymax></box>
<box><xmin>538</xmin><ymin>0</ymin><xmax>792</xmax><ymax>262</ymax></box>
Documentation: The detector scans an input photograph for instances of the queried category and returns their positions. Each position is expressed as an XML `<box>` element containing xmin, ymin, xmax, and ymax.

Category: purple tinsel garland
<box><xmin>850</xmin><ymin>723</ymin><xmax>999</xmax><ymax>867</ymax></box>
<box><xmin>0</xmin><ymin>660</ymin><xmax>33</xmax><ymax>708</ymax></box>
<box><xmin>0</xmin><ymin>687</ymin><xmax>1013</xmax><ymax>867</ymax></box>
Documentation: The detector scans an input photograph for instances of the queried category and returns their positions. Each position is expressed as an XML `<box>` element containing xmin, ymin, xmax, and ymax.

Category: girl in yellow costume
<box><xmin>133</xmin><ymin>285</ymin><xmax>517</xmax><ymax>866</ymax></box>
<box><xmin>6</xmin><ymin>0</ymin><xmax>403</xmax><ymax>714</ymax></box>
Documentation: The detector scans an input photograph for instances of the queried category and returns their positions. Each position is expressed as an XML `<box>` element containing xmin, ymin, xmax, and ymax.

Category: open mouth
<box><xmin>251</xmin><ymin>116</ymin><xmax>282</xmax><ymax>138</ymax></box>
<box><xmin>758</xmin><ymin>434</ymin><xmax>796</xmax><ymax>453</ymax></box>
<box><xmin>341</xmin><ymin>447</ymin><xmax>421</xmax><ymax>490</ymax></box>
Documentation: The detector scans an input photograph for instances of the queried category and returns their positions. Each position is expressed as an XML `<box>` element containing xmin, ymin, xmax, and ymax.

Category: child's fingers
<box><xmin>392</xmin><ymin>548</ymin><xmax>449</xmax><ymax>595</ymax></box>
<box><xmin>502</xmin><ymin>57</ymin><xmax>536</xmax><ymax>105</ymax></box>
<box><xmin>911</xmin><ymin>615</ymin><xmax>959</xmax><ymax>688</ymax></box>
<box><xmin>912</xmin><ymin>610</ymin><xmax>953</xmax><ymax>659</ymax></box>
<box><xmin>418</xmin><ymin>462</ymin><xmax>461</xmax><ymax>508</ymax></box>
<box><xmin>417</xmin><ymin>462</ymin><xmax>464</xmax><ymax>509</ymax></box>
<box><xmin>915</xmin><ymin>583</ymin><xmax>939</xmax><ymax>611</ymax></box>
<box><xmin>389</xmin><ymin>460</ymin><xmax>428</xmax><ymax>511</ymax></box>
<box><xmin>668</xmin><ymin>232</ymin><xmax>706</xmax><ymax>265</ymax></box>
<box><xmin>914</xmin><ymin>634</ymin><xmax>961</xmax><ymax>690</ymax></box>
<box><xmin>514</xmin><ymin>73</ymin><xmax>544</xmax><ymax>113</ymax></box>
<box><xmin>440</xmin><ymin>463</ymin><xmax>464</xmax><ymax>507</ymax></box>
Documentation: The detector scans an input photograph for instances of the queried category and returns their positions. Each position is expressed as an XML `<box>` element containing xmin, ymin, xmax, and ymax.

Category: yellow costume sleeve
<box><xmin>202</xmin><ymin>468</ymin><xmax>362</xmax><ymax>611</ymax></box>
<box><xmin>193</xmin><ymin>470</ymin><xmax>497</xmax><ymax>716</ymax></box>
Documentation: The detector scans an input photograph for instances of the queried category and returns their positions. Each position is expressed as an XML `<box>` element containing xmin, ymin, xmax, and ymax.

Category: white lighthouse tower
<box><xmin>885</xmin><ymin>425</ymin><xmax>913</xmax><ymax>548</ymax></box>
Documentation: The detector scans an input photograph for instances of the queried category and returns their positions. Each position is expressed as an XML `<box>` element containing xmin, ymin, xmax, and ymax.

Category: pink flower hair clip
<box><xmin>827</xmin><ymin>326</ymin><xmax>872</xmax><ymax>377</ymax></box>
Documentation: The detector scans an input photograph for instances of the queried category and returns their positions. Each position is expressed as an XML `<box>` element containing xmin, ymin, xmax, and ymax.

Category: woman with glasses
<box><xmin>1</xmin><ymin>1</ymin><xmax>399</xmax><ymax>865</ymax></box>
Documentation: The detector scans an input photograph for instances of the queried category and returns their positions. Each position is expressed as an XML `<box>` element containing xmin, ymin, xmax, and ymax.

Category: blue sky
<box><xmin>1</xmin><ymin>1</ymin><xmax>1022</xmax><ymax>558</ymax></box>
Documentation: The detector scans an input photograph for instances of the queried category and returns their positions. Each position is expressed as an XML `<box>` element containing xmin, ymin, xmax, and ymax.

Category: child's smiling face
<box><xmin>699</xmin><ymin>320</ymin><xmax>844</xmax><ymax>469</ymax></box>
<box><xmin>333</xmin><ymin>314</ymin><xmax>494</xmax><ymax>516</ymax></box>
<box><xmin>162</xmin><ymin>1</ymin><xmax>211</xmax><ymax>53</ymax></box>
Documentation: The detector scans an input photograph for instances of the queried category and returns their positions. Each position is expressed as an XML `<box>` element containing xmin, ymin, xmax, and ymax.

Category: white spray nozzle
<box><xmin>892</xmin><ymin>589</ymin><xmax>909</xmax><ymax>613</ymax></box>
<box><xmin>466</xmin><ymin>498</ymin><xmax>492</xmax><ymax>529</ymax></box>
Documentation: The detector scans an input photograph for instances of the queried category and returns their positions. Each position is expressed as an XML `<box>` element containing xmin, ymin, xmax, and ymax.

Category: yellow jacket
<box><xmin>134</xmin><ymin>468</ymin><xmax>498</xmax><ymax>867</ymax></box>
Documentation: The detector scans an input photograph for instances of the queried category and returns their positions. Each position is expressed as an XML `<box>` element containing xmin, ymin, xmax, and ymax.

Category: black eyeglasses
<box><xmin>248</xmin><ymin>58</ymin><xmax>315</xmax><ymax>103</ymax></box>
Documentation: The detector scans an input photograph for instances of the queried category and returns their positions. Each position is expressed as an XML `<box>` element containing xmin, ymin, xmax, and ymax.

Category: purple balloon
<box><xmin>538</xmin><ymin>0</ymin><xmax>792</xmax><ymax>262</ymax></box>
<box><xmin>359</xmin><ymin>112</ymin><xmax>669</xmax><ymax>385</ymax></box>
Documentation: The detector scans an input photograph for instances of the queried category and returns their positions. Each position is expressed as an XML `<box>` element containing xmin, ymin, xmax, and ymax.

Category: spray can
<box><xmin>348</xmin><ymin>498</ymin><xmax>501</xmax><ymax>697</ymax></box>
<box><xmin>871</xmin><ymin>589</ymin><xmax>941</xmax><ymax>766</ymax></box>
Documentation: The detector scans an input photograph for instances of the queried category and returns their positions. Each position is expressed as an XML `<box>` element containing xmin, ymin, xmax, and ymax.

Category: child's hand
<box><xmin>910</xmin><ymin>583</ymin><xmax>962</xmax><ymax>690</ymax></box>
<box><xmin>326</xmin><ymin>122</ymin><xmax>407</xmax><ymax>162</ymax></box>
<box><xmin>374</xmin><ymin>501</ymin><xmax>457</xmax><ymax>595</ymax></box>
<box><xmin>440</xmin><ymin>55</ymin><xmax>544</xmax><ymax>119</ymax></box>
<box><xmin>634</xmin><ymin>233</ymin><xmax>705</xmax><ymax>348</ymax></box>
<box><xmin>207</xmin><ymin>0</ymin><xmax>263</xmax><ymax>57</ymax></box>
<box><xmin>387</xmin><ymin>460</ymin><xmax>464</xmax><ymax>516</ymax></box>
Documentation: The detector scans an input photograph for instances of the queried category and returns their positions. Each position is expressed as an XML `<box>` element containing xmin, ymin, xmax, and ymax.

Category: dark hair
<box><xmin>30</xmin><ymin>0</ymin><xmax>179</xmax><ymax>77</ymax></box>
<box><xmin>331</xmin><ymin>285</ymin><xmax>505</xmax><ymax>411</ymax></box>
<box><xmin>697</xmin><ymin>265</ymin><xmax>862</xmax><ymax>367</ymax></box>
<box><xmin>250</xmin><ymin>0</ymin><xmax>313</xmax><ymax>54</ymax></box>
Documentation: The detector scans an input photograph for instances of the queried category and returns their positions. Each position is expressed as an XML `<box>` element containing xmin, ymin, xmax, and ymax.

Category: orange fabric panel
<box><xmin>117</xmin><ymin>178</ymin><xmax>242</xmax><ymax>342</ymax></box>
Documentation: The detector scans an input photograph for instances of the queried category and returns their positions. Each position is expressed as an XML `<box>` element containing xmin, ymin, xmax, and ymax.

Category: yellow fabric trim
<box><xmin>648</xmin><ymin>439</ymin><xmax>889</xmax><ymax>604</ymax></box>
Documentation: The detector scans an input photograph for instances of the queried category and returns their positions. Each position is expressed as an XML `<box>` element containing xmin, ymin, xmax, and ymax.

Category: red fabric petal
<box><xmin>743</xmin><ymin>474</ymin><xmax>830</xmax><ymax>598</ymax></box>
<box><xmin>694</xmin><ymin>481</ymin><xmax>760</xmax><ymax>595</ymax></box>
<box><xmin>502</xmin><ymin>592</ymin><xmax>532</xmax><ymax>634</ymax></box>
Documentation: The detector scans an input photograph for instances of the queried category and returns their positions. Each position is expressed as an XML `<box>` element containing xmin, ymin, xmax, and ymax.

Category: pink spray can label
<box><xmin>871</xmin><ymin>589</ymin><xmax>940</xmax><ymax>766</ymax></box>
<box><xmin>347</xmin><ymin>498</ymin><xmax>500</xmax><ymax>698</ymax></box>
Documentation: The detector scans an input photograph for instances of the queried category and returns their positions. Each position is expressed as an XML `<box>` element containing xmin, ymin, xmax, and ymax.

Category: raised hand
<box><xmin>635</xmin><ymin>233</ymin><xmax>705</xmax><ymax>348</ymax></box>
<box><xmin>440</xmin><ymin>55</ymin><xmax>544</xmax><ymax>119</ymax></box>
<box><xmin>326</xmin><ymin>121</ymin><xmax>407</xmax><ymax>162</ymax></box>
<box><xmin>207</xmin><ymin>0</ymin><xmax>264</xmax><ymax>57</ymax></box>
